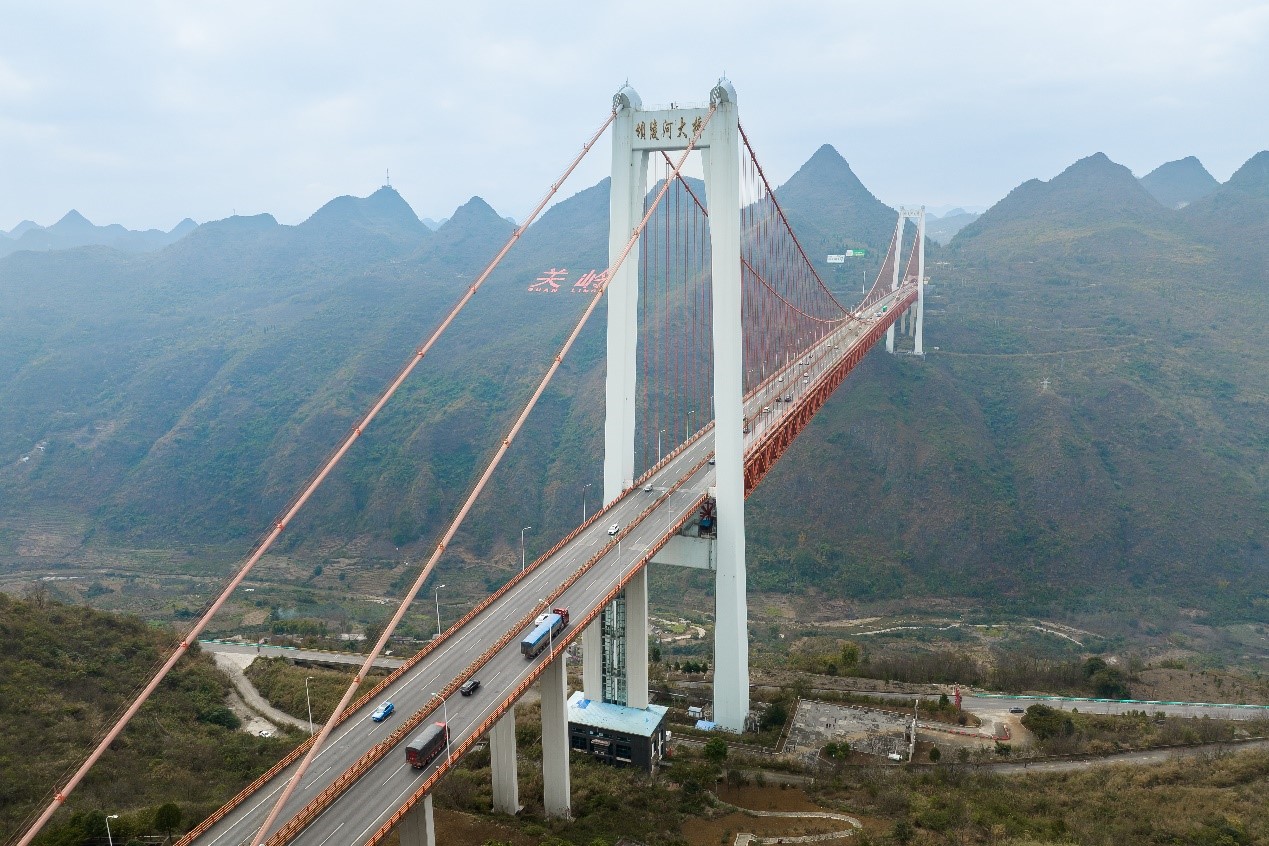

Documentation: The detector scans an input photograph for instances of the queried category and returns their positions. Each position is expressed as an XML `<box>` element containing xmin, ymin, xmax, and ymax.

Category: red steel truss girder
<box><xmin>744</xmin><ymin>287</ymin><xmax>918</xmax><ymax>497</ymax></box>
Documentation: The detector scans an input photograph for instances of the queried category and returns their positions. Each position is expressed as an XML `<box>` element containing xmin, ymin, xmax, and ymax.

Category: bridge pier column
<box><xmin>490</xmin><ymin>706</ymin><xmax>519</xmax><ymax>815</ymax></box>
<box><xmin>399</xmin><ymin>795</ymin><xmax>435</xmax><ymax>846</ymax></box>
<box><xmin>540</xmin><ymin>653</ymin><xmax>571</xmax><ymax>818</ymax></box>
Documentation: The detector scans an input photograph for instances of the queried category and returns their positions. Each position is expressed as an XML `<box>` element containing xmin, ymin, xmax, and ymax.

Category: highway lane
<box><xmin>196</xmin><ymin>427</ymin><xmax>713</xmax><ymax>846</ymax></box>
<box><xmin>293</xmin><ymin>456</ymin><xmax>719</xmax><ymax>846</ymax></box>
<box><xmin>194</xmin><ymin>288</ymin><xmax>914</xmax><ymax>846</ymax></box>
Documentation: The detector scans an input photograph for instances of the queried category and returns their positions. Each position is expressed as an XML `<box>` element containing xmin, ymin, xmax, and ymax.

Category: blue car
<box><xmin>371</xmin><ymin>701</ymin><xmax>395</xmax><ymax>722</ymax></box>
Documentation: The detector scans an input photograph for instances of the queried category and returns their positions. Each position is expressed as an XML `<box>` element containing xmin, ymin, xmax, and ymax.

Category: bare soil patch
<box><xmin>681</xmin><ymin>785</ymin><xmax>864</xmax><ymax>846</ymax></box>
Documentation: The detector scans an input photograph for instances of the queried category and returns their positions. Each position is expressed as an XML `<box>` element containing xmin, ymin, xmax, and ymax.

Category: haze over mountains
<box><xmin>0</xmin><ymin>211</ymin><xmax>197</xmax><ymax>257</ymax></box>
<box><xmin>1</xmin><ymin>144</ymin><xmax>1264</xmax><ymax>648</ymax></box>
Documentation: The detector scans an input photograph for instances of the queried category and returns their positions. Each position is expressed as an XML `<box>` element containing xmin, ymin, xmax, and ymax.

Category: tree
<box><xmin>823</xmin><ymin>741</ymin><xmax>850</xmax><ymax>761</ymax></box>
<box><xmin>938</xmin><ymin>692</ymin><xmax>951</xmax><ymax>708</ymax></box>
<box><xmin>928</xmin><ymin>745</ymin><xmax>941</xmax><ymax>762</ymax></box>
<box><xmin>761</xmin><ymin>699</ymin><xmax>789</xmax><ymax>730</ymax></box>
<box><xmin>1022</xmin><ymin>704</ymin><xmax>1075</xmax><ymax>740</ymax></box>
<box><xmin>154</xmin><ymin>803</ymin><xmax>182</xmax><ymax>842</ymax></box>
<box><xmin>703</xmin><ymin>736</ymin><xmax>728</xmax><ymax>766</ymax></box>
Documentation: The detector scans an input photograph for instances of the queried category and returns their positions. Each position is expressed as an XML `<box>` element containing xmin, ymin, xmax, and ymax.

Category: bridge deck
<box><xmin>188</xmin><ymin>287</ymin><xmax>916</xmax><ymax>846</ymax></box>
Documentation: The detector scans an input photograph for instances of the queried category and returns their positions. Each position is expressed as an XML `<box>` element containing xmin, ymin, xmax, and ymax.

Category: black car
<box><xmin>460</xmin><ymin>679</ymin><xmax>481</xmax><ymax>696</ymax></box>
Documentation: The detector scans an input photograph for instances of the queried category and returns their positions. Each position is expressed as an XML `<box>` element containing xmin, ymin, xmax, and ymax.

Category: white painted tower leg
<box><xmin>624</xmin><ymin>568</ymin><xmax>649</xmax><ymax>709</ymax></box>
<box><xmin>886</xmin><ymin>211</ymin><xmax>903</xmax><ymax>354</ymax></box>
<box><xmin>914</xmin><ymin>207</ymin><xmax>926</xmax><ymax>356</ymax></box>
<box><xmin>703</xmin><ymin>82</ymin><xmax>749</xmax><ymax>732</ymax></box>
<box><xmin>595</xmin><ymin>85</ymin><xmax>650</xmax><ymax>707</ymax></box>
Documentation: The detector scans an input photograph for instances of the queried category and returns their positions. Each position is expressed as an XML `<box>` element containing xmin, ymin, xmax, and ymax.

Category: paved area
<box><xmin>200</xmin><ymin>639</ymin><xmax>404</xmax><ymax>669</ymax></box>
<box><xmin>785</xmin><ymin>700</ymin><xmax>910</xmax><ymax>763</ymax></box>
<box><xmin>211</xmin><ymin>651</ymin><xmax>311</xmax><ymax>734</ymax></box>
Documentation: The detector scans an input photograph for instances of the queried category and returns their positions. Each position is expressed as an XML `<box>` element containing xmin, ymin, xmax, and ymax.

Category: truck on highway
<box><xmin>405</xmin><ymin>722</ymin><xmax>449</xmax><ymax>769</ymax></box>
<box><xmin>521</xmin><ymin>607</ymin><xmax>570</xmax><ymax>658</ymax></box>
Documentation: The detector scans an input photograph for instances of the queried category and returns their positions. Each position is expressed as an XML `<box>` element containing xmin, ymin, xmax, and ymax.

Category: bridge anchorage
<box><xmin>13</xmin><ymin>79</ymin><xmax>929</xmax><ymax>846</ymax></box>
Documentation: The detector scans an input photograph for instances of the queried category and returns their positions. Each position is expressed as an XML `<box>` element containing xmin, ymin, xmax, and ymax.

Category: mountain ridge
<box><xmin>1139</xmin><ymin>156</ymin><xmax>1219</xmax><ymax>209</ymax></box>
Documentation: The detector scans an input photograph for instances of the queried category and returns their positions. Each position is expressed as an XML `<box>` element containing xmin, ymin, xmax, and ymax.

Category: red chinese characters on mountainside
<box><xmin>527</xmin><ymin>268</ymin><xmax>608</xmax><ymax>294</ymax></box>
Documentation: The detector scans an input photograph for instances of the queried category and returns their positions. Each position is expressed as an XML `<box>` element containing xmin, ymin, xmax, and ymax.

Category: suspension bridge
<box><xmin>13</xmin><ymin>80</ymin><xmax>929</xmax><ymax>846</ymax></box>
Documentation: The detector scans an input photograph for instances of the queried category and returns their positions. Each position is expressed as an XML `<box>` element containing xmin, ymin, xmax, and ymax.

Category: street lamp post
<box><xmin>685</xmin><ymin>409</ymin><xmax>695</xmax><ymax>443</ymax></box>
<box><xmin>521</xmin><ymin>526</ymin><xmax>532</xmax><ymax>572</ymax></box>
<box><xmin>434</xmin><ymin>692</ymin><xmax>453</xmax><ymax>762</ymax></box>
<box><xmin>304</xmin><ymin>676</ymin><xmax>314</xmax><ymax>735</ymax></box>
<box><xmin>434</xmin><ymin>584</ymin><xmax>446</xmax><ymax>637</ymax></box>
<box><xmin>658</xmin><ymin>428</ymin><xmax>665</xmax><ymax>461</ymax></box>
<box><xmin>582</xmin><ymin>483</ymin><xmax>592</xmax><ymax>523</ymax></box>
<box><xmin>105</xmin><ymin>815</ymin><xmax>118</xmax><ymax>846</ymax></box>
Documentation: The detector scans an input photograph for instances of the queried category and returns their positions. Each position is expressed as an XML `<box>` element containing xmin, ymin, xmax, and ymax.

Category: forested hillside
<box><xmin>0</xmin><ymin>144</ymin><xmax>1264</xmax><ymax>646</ymax></box>
<box><xmin>0</xmin><ymin>593</ymin><xmax>295</xmax><ymax>845</ymax></box>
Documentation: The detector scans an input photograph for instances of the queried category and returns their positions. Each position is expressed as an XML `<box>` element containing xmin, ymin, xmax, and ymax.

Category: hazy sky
<box><xmin>2</xmin><ymin>1</ymin><xmax>1267</xmax><ymax>232</ymax></box>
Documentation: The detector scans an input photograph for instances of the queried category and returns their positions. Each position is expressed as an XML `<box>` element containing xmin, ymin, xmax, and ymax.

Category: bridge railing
<box><xmin>745</xmin><ymin>285</ymin><xmax>917</xmax><ymax>495</ymax></box>
<box><xmin>362</xmin><ymin>481</ymin><xmax>709</xmax><ymax>846</ymax></box>
<box><xmin>182</xmin><ymin>425</ymin><xmax>714</xmax><ymax>846</ymax></box>
<box><xmin>255</xmin><ymin>451</ymin><xmax>714</xmax><ymax>846</ymax></box>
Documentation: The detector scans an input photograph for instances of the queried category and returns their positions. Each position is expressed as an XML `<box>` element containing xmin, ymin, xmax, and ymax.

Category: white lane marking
<box><xmin>381</xmin><ymin>761</ymin><xmax>409</xmax><ymax>786</ymax></box>
<box><xmin>304</xmin><ymin>764</ymin><xmax>333</xmax><ymax>788</ymax></box>
<box><xmin>224</xmin><ymin>449</ymin><xmax>717</xmax><ymax>837</ymax></box>
<box><xmin>354</xmin><ymin>780</ymin><xmax>419</xmax><ymax>845</ymax></box>
<box><xmin>203</xmin><ymin>776</ymin><xmax>294</xmax><ymax>846</ymax></box>
<box><xmin>314</xmin><ymin>822</ymin><xmax>344</xmax><ymax>846</ymax></box>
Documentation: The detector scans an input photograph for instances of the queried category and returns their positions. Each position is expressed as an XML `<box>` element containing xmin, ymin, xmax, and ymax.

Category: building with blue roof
<box><xmin>567</xmin><ymin>691</ymin><xmax>669</xmax><ymax>772</ymax></box>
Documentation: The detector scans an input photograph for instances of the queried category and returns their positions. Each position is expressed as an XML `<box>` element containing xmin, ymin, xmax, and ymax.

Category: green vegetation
<box><xmin>811</xmin><ymin>747</ymin><xmax>1269</xmax><ymax>846</ymax></box>
<box><xmin>242</xmin><ymin>657</ymin><xmax>381</xmax><ymax>722</ymax></box>
<box><xmin>1</xmin><ymin>147</ymin><xmax>1265</xmax><ymax>658</ymax></box>
<box><xmin>1021</xmin><ymin>704</ymin><xmax>1268</xmax><ymax>756</ymax></box>
<box><xmin>0</xmin><ymin>594</ymin><xmax>298</xmax><ymax>846</ymax></box>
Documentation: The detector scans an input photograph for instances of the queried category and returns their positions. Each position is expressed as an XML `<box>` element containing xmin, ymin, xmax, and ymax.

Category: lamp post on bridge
<box><xmin>521</xmin><ymin>526</ymin><xmax>532</xmax><ymax>572</ymax></box>
<box><xmin>434</xmin><ymin>584</ymin><xmax>446</xmax><ymax>638</ymax></box>
<box><xmin>304</xmin><ymin>676</ymin><xmax>314</xmax><ymax>735</ymax></box>
<box><xmin>105</xmin><ymin>815</ymin><xmax>118</xmax><ymax>846</ymax></box>
<box><xmin>582</xmin><ymin>483</ymin><xmax>592</xmax><ymax>523</ymax></box>
<box><xmin>657</xmin><ymin>428</ymin><xmax>665</xmax><ymax>462</ymax></box>
<box><xmin>685</xmin><ymin>409</ymin><xmax>695</xmax><ymax>443</ymax></box>
<box><xmin>433</xmin><ymin>692</ymin><xmax>452</xmax><ymax>762</ymax></box>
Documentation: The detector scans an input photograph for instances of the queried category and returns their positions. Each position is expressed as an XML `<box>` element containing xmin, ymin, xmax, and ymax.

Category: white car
<box><xmin>607</xmin><ymin>523</ymin><xmax>620</xmax><ymax>535</ymax></box>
